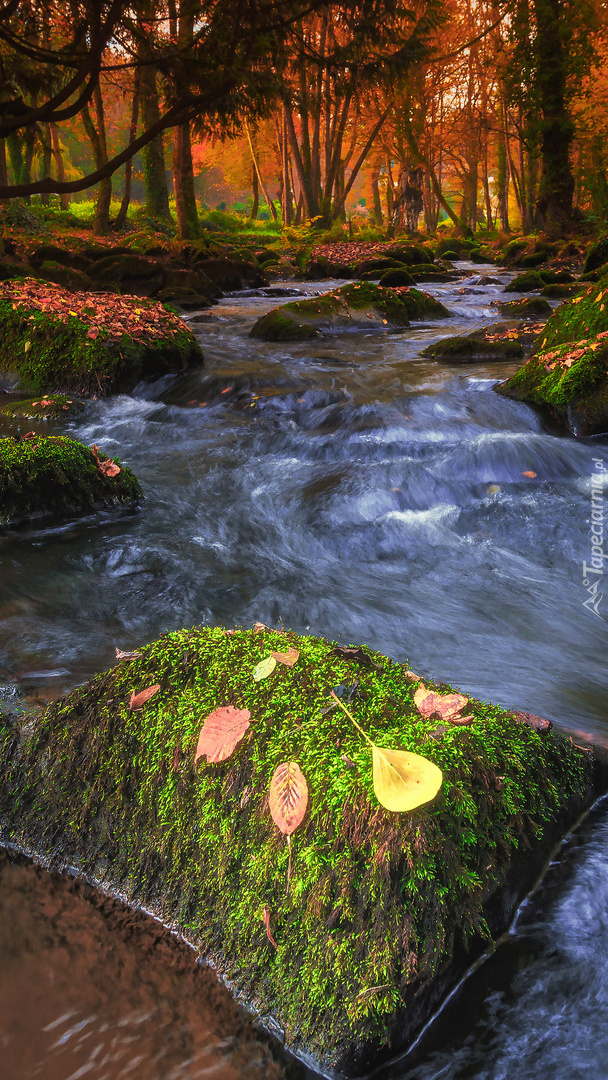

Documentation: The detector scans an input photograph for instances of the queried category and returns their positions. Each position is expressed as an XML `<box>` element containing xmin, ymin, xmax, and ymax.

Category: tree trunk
<box><xmin>172</xmin><ymin>1</ymin><xmax>199</xmax><ymax>239</ymax></box>
<box><xmin>244</xmin><ymin>121</ymin><xmax>278</xmax><ymax>221</ymax></box>
<box><xmin>533</xmin><ymin>0</ymin><xmax>574</xmax><ymax>235</ymax></box>
<box><xmin>0</xmin><ymin>139</ymin><xmax>8</xmax><ymax>204</ymax></box>
<box><xmin>250</xmin><ymin>165</ymin><xmax>259</xmax><ymax>220</ymax></box>
<box><xmin>81</xmin><ymin>83</ymin><xmax>112</xmax><ymax>235</ymax></box>
<box><xmin>173</xmin><ymin>122</ymin><xmax>199</xmax><ymax>238</ymax></box>
<box><xmin>371</xmin><ymin>170</ymin><xmax>383</xmax><ymax>225</ymax></box>
<box><xmin>113</xmin><ymin>71</ymin><xmax>141</xmax><ymax>231</ymax></box>
<box><xmin>49</xmin><ymin>123</ymin><xmax>70</xmax><ymax>209</ymax></box>
<box><xmin>40</xmin><ymin>124</ymin><xmax>52</xmax><ymax>205</ymax></box>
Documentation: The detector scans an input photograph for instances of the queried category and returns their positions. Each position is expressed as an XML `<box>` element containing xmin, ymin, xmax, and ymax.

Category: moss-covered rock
<box><xmin>0</xmin><ymin>626</ymin><xmax>598</xmax><ymax>1075</ymax></box>
<box><xmin>499</xmin><ymin>296</ymin><xmax>552</xmax><ymax>317</ymax></box>
<box><xmin>0</xmin><ymin>279</ymin><xmax>204</xmax><ymax>396</ymax></box>
<box><xmin>540</xmin><ymin>283</ymin><xmax>585</xmax><ymax>300</ymax></box>
<box><xmin>496</xmin><ymin>334</ymin><xmax>608</xmax><ymax>436</ymax></box>
<box><xmin>422</xmin><ymin>328</ymin><xmax>525</xmax><ymax>362</ymax></box>
<box><xmin>1</xmin><ymin>394</ymin><xmax>86</xmax><ymax>420</ymax></box>
<box><xmin>519</xmin><ymin>250</ymin><xmax>548</xmax><ymax>268</ymax></box>
<box><xmin>0</xmin><ymin>434</ymin><xmax>142</xmax><ymax>524</ymax></box>
<box><xmin>533</xmin><ymin>283</ymin><xmax>608</xmax><ymax>351</ymax></box>
<box><xmin>504</xmin><ymin>270</ymin><xmax>546</xmax><ymax>293</ymax></box>
<box><xmin>583</xmin><ymin>235</ymin><xmax>608</xmax><ymax>274</ymax></box>
<box><xmin>38</xmin><ymin>260</ymin><xmax>94</xmax><ymax>292</ymax></box>
<box><xmin>249</xmin><ymin>283</ymin><xmax>451</xmax><ymax>340</ymax></box>
<box><xmin>378</xmin><ymin>268</ymin><xmax>416</xmax><ymax>287</ymax></box>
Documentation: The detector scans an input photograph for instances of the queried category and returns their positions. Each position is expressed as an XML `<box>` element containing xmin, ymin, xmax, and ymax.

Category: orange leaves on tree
<box><xmin>414</xmin><ymin>683</ymin><xmax>473</xmax><ymax>725</ymax></box>
<box><xmin>195</xmin><ymin>705</ymin><xmax>251</xmax><ymax>764</ymax></box>
<box><xmin>129</xmin><ymin>684</ymin><xmax>160</xmax><ymax>711</ymax></box>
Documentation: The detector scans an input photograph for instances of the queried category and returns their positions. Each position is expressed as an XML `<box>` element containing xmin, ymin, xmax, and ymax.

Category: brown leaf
<box><xmin>195</xmin><ymin>705</ymin><xmax>251</xmax><ymax>764</ymax></box>
<box><xmin>87</xmin><ymin>327</ymin><xmax>99</xmax><ymax>340</ymax></box>
<box><xmin>115</xmin><ymin>647</ymin><xmax>141</xmax><ymax>661</ymax></box>
<box><xmin>129</xmin><ymin>684</ymin><xmax>160</xmax><ymax>711</ymax></box>
<box><xmin>254</xmin><ymin>621</ymin><xmax>268</xmax><ymax>631</ymax></box>
<box><xmin>262</xmin><ymin>906</ymin><xmax>277</xmax><ymax>948</ymax></box>
<box><xmin>270</xmin><ymin>647</ymin><xmax>300</xmax><ymax>668</ymax></box>
<box><xmin>414</xmin><ymin>683</ymin><xmax>470</xmax><ymax>722</ymax></box>
<box><xmin>269</xmin><ymin>761</ymin><xmax>308</xmax><ymax>835</ymax></box>
<box><xmin>521</xmin><ymin>471</ymin><xmax>537</xmax><ymax>478</ymax></box>
<box><xmin>330</xmin><ymin>645</ymin><xmax>379</xmax><ymax>670</ymax></box>
<box><xmin>512</xmin><ymin>709</ymin><xmax>552</xmax><ymax>733</ymax></box>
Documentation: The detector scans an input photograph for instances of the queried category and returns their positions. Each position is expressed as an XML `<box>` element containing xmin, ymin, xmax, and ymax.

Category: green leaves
<box><xmin>253</xmin><ymin>655</ymin><xmax>277</xmax><ymax>681</ymax></box>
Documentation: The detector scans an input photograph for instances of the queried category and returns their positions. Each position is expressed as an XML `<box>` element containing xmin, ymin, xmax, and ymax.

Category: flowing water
<box><xmin>0</xmin><ymin>264</ymin><xmax>607</xmax><ymax>1078</ymax></box>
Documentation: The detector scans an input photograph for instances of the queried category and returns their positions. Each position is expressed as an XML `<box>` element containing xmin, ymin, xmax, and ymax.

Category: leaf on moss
<box><xmin>253</xmin><ymin>656</ymin><xmax>276</xmax><ymax>681</ymax></box>
<box><xmin>195</xmin><ymin>705</ymin><xmax>251</xmax><ymax>764</ymax></box>
<box><xmin>115</xmin><ymin>647</ymin><xmax>141</xmax><ymax>661</ymax></box>
<box><xmin>372</xmin><ymin>745</ymin><xmax>443</xmax><ymax>812</ymax></box>
<box><xmin>269</xmin><ymin>761</ymin><xmax>308</xmax><ymax>835</ymax></box>
<box><xmin>414</xmin><ymin>683</ymin><xmax>469</xmax><ymax>722</ymax></box>
<box><xmin>270</xmin><ymin>647</ymin><xmax>299</xmax><ymax>667</ymax></box>
<box><xmin>262</xmin><ymin>906</ymin><xmax>277</xmax><ymax>948</ymax></box>
<box><xmin>129</xmin><ymin>684</ymin><xmax>160</xmax><ymax>711</ymax></box>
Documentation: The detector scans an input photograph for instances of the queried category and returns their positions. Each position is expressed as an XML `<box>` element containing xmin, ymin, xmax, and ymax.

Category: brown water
<box><xmin>0</xmin><ymin>849</ymin><xmax>298</xmax><ymax>1080</ymax></box>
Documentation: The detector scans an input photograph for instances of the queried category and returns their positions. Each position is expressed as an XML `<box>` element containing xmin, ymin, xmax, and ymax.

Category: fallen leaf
<box><xmin>262</xmin><ymin>906</ymin><xmax>277</xmax><ymax>948</ymax></box>
<box><xmin>253</xmin><ymin>656</ymin><xmax>277</xmax><ymax>681</ymax></box>
<box><xmin>372</xmin><ymin>745</ymin><xmax>443</xmax><ymax>812</ymax></box>
<box><xmin>129</xmin><ymin>684</ymin><xmax>160</xmax><ymax>711</ymax></box>
<box><xmin>270</xmin><ymin>647</ymin><xmax>299</xmax><ymax>667</ymax></box>
<box><xmin>512</xmin><ymin>709</ymin><xmax>552</xmax><ymax>733</ymax></box>
<box><xmin>330</xmin><ymin>645</ymin><xmax>380</xmax><ymax>669</ymax></box>
<box><xmin>253</xmin><ymin>621</ymin><xmax>268</xmax><ymax>631</ymax></box>
<box><xmin>403</xmin><ymin>669</ymin><xmax>420</xmax><ymax>679</ymax></box>
<box><xmin>521</xmin><ymin>471</ymin><xmax>537</xmax><ymax>478</ymax></box>
<box><xmin>414</xmin><ymin>684</ymin><xmax>469</xmax><ymax>722</ymax></box>
<box><xmin>195</xmin><ymin>705</ymin><xmax>251</xmax><ymax>764</ymax></box>
<box><xmin>487</xmin><ymin>484</ymin><xmax>501</xmax><ymax>494</ymax></box>
<box><xmin>115</xmin><ymin>647</ymin><xmax>141</xmax><ymax>661</ymax></box>
<box><xmin>269</xmin><ymin>761</ymin><xmax>308</xmax><ymax>835</ymax></box>
<box><xmin>87</xmin><ymin>327</ymin><xmax>99</xmax><ymax>340</ymax></box>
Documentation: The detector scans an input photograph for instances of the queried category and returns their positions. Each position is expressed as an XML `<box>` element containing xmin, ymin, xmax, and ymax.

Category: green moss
<box><xmin>1</xmin><ymin>394</ymin><xmax>86</xmax><ymax>420</ymax></box>
<box><xmin>497</xmin><ymin>337</ymin><xmax>608</xmax><ymax>410</ymax></box>
<box><xmin>541</xmin><ymin>283</ymin><xmax>585</xmax><ymax>300</ymax></box>
<box><xmin>0</xmin><ymin>434</ymin><xmax>142</xmax><ymax>524</ymax></box>
<box><xmin>499</xmin><ymin>296</ymin><xmax>552</xmax><ymax>317</ymax></box>
<box><xmin>0</xmin><ymin>626</ymin><xmax>592</xmax><ymax>1065</ymax></box>
<box><xmin>532</xmin><ymin>284</ymin><xmax>608</xmax><ymax>351</ymax></box>
<box><xmin>422</xmin><ymin>331</ymin><xmax>525</xmax><ymax>362</ymax></box>
<box><xmin>0</xmin><ymin>296</ymin><xmax>203</xmax><ymax>396</ymax></box>
<box><xmin>504</xmin><ymin>271</ymin><xmax>546</xmax><ymax>293</ymax></box>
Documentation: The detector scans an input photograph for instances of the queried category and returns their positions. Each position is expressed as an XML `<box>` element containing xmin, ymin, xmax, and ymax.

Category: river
<box><xmin>0</xmin><ymin>264</ymin><xmax>607</xmax><ymax>1078</ymax></box>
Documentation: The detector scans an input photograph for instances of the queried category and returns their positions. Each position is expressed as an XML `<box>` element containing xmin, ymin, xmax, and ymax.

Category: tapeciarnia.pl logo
<box><xmin>582</xmin><ymin>457</ymin><xmax>606</xmax><ymax>619</ymax></box>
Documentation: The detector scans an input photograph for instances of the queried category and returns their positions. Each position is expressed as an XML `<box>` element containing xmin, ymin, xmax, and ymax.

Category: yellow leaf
<box><xmin>24</xmin><ymin>340</ymin><xmax>31</xmax><ymax>353</ymax></box>
<box><xmin>270</xmin><ymin>647</ymin><xmax>300</xmax><ymax>667</ymax></box>
<box><xmin>253</xmin><ymin>655</ymin><xmax>277</xmax><ymax>681</ymax></box>
<box><xmin>371</xmin><ymin>745</ymin><xmax>442</xmax><ymax>812</ymax></box>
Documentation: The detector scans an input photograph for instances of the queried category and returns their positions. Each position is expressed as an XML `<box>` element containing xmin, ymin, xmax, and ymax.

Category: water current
<box><xmin>0</xmin><ymin>264</ymin><xmax>607</xmax><ymax>1079</ymax></box>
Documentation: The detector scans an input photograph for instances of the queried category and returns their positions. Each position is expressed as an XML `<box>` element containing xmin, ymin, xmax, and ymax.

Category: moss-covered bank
<box><xmin>249</xmin><ymin>283</ymin><xmax>450</xmax><ymax>341</ymax></box>
<box><xmin>0</xmin><ymin>625</ymin><xmax>598</xmax><ymax>1074</ymax></box>
<box><xmin>1</xmin><ymin>394</ymin><xmax>86</xmax><ymax>420</ymax></box>
<box><xmin>0</xmin><ymin>434</ymin><xmax>142</xmax><ymax>524</ymax></box>
<box><xmin>422</xmin><ymin>327</ymin><xmax>525</xmax><ymax>363</ymax></box>
<box><xmin>0</xmin><ymin>279</ymin><xmax>204</xmax><ymax>396</ymax></box>
<box><xmin>496</xmin><ymin>336</ymin><xmax>608</xmax><ymax>436</ymax></box>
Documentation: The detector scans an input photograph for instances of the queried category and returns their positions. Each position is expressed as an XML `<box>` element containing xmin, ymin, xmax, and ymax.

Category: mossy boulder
<box><xmin>519</xmin><ymin>250</ymin><xmax>548</xmax><ymax>268</ymax></box>
<box><xmin>504</xmin><ymin>270</ymin><xmax>546</xmax><ymax>293</ymax></box>
<box><xmin>38</xmin><ymin>260</ymin><xmax>94</xmax><ymax>292</ymax></box>
<box><xmin>29</xmin><ymin>244</ymin><xmax>92</xmax><ymax>272</ymax></box>
<box><xmin>496</xmin><ymin>335</ymin><xmax>608</xmax><ymax>436</ymax></box>
<box><xmin>0</xmin><ymin>279</ymin><xmax>204</xmax><ymax>396</ymax></box>
<box><xmin>469</xmin><ymin>248</ymin><xmax>495</xmax><ymax>264</ymax></box>
<box><xmin>583</xmin><ymin>235</ymin><xmax>608</xmax><ymax>274</ymax></box>
<box><xmin>441</xmin><ymin>249</ymin><xmax>461</xmax><ymax>261</ymax></box>
<box><xmin>0</xmin><ymin>434</ymin><xmax>142</xmax><ymax>525</ymax></box>
<box><xmin>541</xmin><ymin>283</ymin><xmax>585</xmax><ymax>300</ymax></box>
<box><xmin>1</xmin><ymin>394</ymin><xmax>86</xmax><ymax>420</ymax></box>
<box><xmin>422</xmin><ymin>328</ymin><xmax>525</xmax><ymax>363</ymax></box>
<box><xmin>249</xmin><ymin>283</ymin><xmax>450</xmax><ymax>340</ymax></box>
<box><xmin>533</xmin><ymin>283</ymin><xmax>608</xmax><ymax>351</ymax></box>
<box><xmin>378</xmin><ymin>268</ymin><xmax>416</xmax><ymax>287</ymax></box>
<box><xmin>0</xmin><ymin>625</ymin><xmax>598</xmax><ymax>1075</ymax></box>
<box><xmin>499</xmin><ymin>296</ymin><xmax>552</xmax><ymax>317</ymax></box>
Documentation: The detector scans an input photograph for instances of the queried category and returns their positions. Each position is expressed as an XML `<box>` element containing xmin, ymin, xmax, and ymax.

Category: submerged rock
<box><xmin>0</xmin><ymin>625</ymin><xmax>600</xmax><ymax>1075</ymax></box>
<box><xmin>0</xmin><ymin>279</ymin><xmax>204</xmax><ymax>396</ymax></box>
<box><xmin>1</xmin><ymin>394</ymin><xmax>86</xmax><ymax>420</ymax></box>
<box><xmin>249</xmin><ymin>282</ymin><xmax>450</xmax><ymax>341</ymax></box>
<box><xmin>0</xmin><ymin>434</ymin><xmax>142</xmax><ymax>525</ymax></box>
